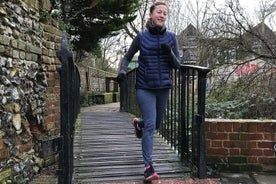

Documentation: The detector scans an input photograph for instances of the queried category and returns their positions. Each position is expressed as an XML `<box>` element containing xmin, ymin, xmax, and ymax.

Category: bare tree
<box><xmin>200</xmin><ymin>0</ymin><xmax>276</xmax><ymax>119</ymax></box>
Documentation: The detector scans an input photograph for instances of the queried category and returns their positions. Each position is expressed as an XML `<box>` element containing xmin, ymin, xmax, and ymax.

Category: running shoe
<box><xmin>133</xmin><ymin>118</ymin><xmax>143</xmax><ymax>138</ymax></box>
<box><xmin>144</xmin><ymin>165</ymin><xmax>159</xmax><ymax>182</ymax></box>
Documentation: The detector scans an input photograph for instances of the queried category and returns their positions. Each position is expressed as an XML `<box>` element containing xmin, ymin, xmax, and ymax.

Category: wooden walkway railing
<box><xmin>73</xmin><ymin>103</ymin><xmax>190</xmax><ymax>183</ymax></box>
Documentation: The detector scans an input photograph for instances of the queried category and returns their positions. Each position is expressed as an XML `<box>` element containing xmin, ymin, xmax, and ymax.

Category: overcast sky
<box><xmin>217</xmin><ymin>0</ymin><xmax>260</xmax><ymax>14</ymax></box>
<box><xmin>185</xmin><ymin>0</ymin><xmax>260</xmax><ymax>14</ymax></box>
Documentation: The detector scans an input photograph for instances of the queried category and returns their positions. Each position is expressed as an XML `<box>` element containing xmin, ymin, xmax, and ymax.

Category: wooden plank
<box><xmin>73</xmin><ymin>104</ymin><xmax>190</xmax><ymax>183</ymax></box>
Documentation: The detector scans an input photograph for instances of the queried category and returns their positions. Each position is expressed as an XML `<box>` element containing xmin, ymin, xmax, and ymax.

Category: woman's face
<box><xmin>149</xmin><ymin>4</ymin><xmax>168</xmax><ymax>28</ymax></box>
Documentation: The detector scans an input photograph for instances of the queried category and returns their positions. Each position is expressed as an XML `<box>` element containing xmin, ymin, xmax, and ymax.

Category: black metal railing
<box><xmin>119</xmin><ymin>69</ymin><xmax>140</xmax><ymax>115</ymax></box>
<box><xmin>57</xmin><ymin>31</ymin><xmax>80</xmax><ymax>184</ymax></box>
<box><xmin>120</xmin><ymin>64</ymin><xmax>210</xmax><ymax>178</ymax></box>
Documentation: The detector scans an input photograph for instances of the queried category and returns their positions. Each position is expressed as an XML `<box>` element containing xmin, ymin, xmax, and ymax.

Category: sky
<box><xmin>213</xmin><ymin>0</ymin><xmax>259</xmax><ymax>10</ymax></box>
<box><xmin>182</xmin><ymin>0</ymin><xmax>261</xmax><ymax>16</ymax></box>
<box><xmin>216</xmin><ymin>0</ymin><xmax>263</xmax><ymax>17</ymax></box>
<box><xmin>193</xmin><ymin>0</ymin><xmax>259</xmax><ymax>10</ymax></box>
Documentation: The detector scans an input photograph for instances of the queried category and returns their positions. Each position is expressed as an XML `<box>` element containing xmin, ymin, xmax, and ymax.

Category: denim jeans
<box><xmin>136</xmin><ymin>88</ymin><xmax>170</xmax><ymax>166</ymax></box>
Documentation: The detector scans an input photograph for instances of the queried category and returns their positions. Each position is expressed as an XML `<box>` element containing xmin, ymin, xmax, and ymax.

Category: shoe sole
<box><xmin>144</xmin><ymin>172</ymin><xmax>159</xmax><ymax>182</ymax></box>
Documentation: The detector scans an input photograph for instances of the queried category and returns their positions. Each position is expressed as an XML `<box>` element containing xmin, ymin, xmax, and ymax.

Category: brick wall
<box><xmin>0</xmin><ymin>0</ymin><xmax>62</xmax><ymax>182</ymax></box>
<box><xmin>42</xmin><ymin>22</ymin><xmax>62</xmax><ymax>137</ymax></box>
<box><xmin>206</xmin><ymin>119</ymin><xmax>276</xmax><ymax>172</ymax></box>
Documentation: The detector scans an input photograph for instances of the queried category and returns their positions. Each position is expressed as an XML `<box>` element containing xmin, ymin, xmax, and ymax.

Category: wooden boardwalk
<box><xmin>73</xmin><ymin>103</ymin><xmax>190</xmax><ymax>183</ymax></box>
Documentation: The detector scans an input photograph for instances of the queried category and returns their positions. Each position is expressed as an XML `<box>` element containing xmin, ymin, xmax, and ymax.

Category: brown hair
<box><xmin>145</xmin><ymin>1</ymin><xmax>168</xmax><ymax>29</ymax></box>
<box><xmin>149</xmin><ymin>1</ymin><xmax>168</xmax><ymax>13</ymax></box>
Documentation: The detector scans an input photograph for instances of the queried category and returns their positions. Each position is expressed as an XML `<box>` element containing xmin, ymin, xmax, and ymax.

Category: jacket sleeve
<box><xmin>118</xmin><ymin>35</ymin><xmax>139</xmax><ymax>75</ymax></box>
<box><xmin>169</xmin><ymin>34</ymin><xmax>181</xmax><ymax>69</ymax></box>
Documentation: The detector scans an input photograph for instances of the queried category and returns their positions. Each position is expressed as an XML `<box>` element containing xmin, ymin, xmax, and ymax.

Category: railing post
<box><xmin>119</xmin><ymin>80</ymin><xmax>126</xmax><ymax>112</ymax></box>
<box><xmin>56</xmin><ymin>31</ymin><xmax>74</xmax><ymax>184</ymax></box>
<box><xmin>197</xmin><ymin>69</ymin><xmax>210</xmax><ymax>179</ymax></box>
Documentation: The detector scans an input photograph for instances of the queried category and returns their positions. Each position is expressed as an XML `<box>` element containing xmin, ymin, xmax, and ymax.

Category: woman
<box><xmin>117</xmin><ymin>1</ymin><xmax>180</xmax><ymax>182</ymax></box>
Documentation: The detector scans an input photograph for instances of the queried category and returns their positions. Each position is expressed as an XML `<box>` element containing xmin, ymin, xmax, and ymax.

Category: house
<box><xmin>177</xmin><ymin>22</ymin><xmax>276</xmax><ymax>77</ymax></box>
<box><xmin>177</xmin><ymin>24</ymin><xmax>198</xmax><ymax>64</ymax></box>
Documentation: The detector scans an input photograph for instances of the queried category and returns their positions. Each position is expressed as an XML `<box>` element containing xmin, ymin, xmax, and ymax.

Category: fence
<box><xmin>56</xmin><ymin>32</ymin><xmax>80</xmax><ymax>184</ymax></box>
<box><xmin>120</xmin><ymin>64</ymin><xmax>210</xmax><ymax>178</ymax></box>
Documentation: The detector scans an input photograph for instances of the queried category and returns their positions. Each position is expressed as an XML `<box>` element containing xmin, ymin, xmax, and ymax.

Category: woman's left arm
<box><xmin>161</xmin><ymin>34</ymin><xmax>181</xmax><ymax>69</ymax></box>
<box><xmin>170</xmin><ymin>35</ymin><xmax>181</xmax><ymax>69</ymax></box>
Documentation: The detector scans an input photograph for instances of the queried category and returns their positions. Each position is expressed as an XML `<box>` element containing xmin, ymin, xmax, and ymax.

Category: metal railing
<box><xmin>120</xmin><ymin>64</ymin><xmax>210</xmax><ymax>178</ymax></box>
<box><xmin>57</xmin><ymin>31</ymin><xmax>80</xmax><ymax>184</ymax></box>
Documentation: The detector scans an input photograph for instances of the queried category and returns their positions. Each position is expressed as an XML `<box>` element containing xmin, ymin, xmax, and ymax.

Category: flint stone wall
<box><xmin>0</xmin><ymin>0</ymin><xmax>62</xmax><ymax>183</ymax></box>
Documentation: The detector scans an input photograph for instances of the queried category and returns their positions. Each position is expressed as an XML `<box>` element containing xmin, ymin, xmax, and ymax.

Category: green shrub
<box><xmin>206</xmin><ymin>74</ymin><xmax>276</xmax><ymax>119</ymax></box>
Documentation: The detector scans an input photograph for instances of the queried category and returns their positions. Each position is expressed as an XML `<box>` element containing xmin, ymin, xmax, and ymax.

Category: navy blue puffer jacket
<box><xmin>136</xmin><ymin>26</ymin><xmax>177</xmax><ymax>89</ymax></box>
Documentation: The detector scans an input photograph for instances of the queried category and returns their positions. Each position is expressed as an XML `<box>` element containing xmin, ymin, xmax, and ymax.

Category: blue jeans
<box><xmin>136</xmin><ymin>88</ymin><xmax>170</xmax><ymax>167</ymax></box>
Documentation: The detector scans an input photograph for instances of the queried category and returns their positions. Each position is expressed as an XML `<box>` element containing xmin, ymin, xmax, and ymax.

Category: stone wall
<box><xmin>206</xmin><ymin>119</ymin><xmax>276</xmax><ymax>172</ymax></box>
<box><xmin>0</xmin><ymin>0</ymin><xmax>62</xmax><ymax>183</ymax></box>
<box><xmin>77</xmin><ymin>64</ymin><xmax>117</xmax><ymax>92</ymax></box>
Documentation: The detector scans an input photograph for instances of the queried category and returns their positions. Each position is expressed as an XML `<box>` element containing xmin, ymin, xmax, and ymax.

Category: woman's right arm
<box><xmin>118</xmin><ymin>35</ymin><xmax>140</xmax><ymax>75</ymax></box>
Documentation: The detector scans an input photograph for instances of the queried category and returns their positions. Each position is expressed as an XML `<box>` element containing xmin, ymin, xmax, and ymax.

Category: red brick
<box><xmin>217</xmin><ymin>122</ymin><xmax>225</xmax><ymax>132</ymax></box>
<box><xmin>217</xmin><ymin>132</ymin><xmax>228</xmax><ymax>139</ymax></box>
<box><xmin>46</xmin><ymin>65</ymin><xmax>56</xmax><ymax>72</ymax></box>
<box><xmin>0</xmin><ymin>148</ymin><xmax>9</xmax><ymax>159</ymax></box>
<box><xmin>54</xmin><ymin>86</ymin><xmax>60</xmax><ymax>93</ymax></box>
<box><xmin>52</xmin><ymin>115</ymin><xmax>60</xmax><ymax>122</ymax></box>
<box><xmin>18</xmin><ymin>141</ymin><xmax>33</xmax><ymax>153</ymax></box>
<box><xmin>206</xmin><ymin>132</ymin><xmax>228</xmax><ymax>139</ymax></box>
<box><xmin>263</xmin><ymin>133</ymin><xmax>274</xmax><ymax>140</ymax></box>
<box><xmin>240</xmin><ymin>148</ymin><xmax>250</xmax><ymax>155</ymax></box>
<box><xmin>224</xmin><ymin>122</ymin><xmax>233</xmax><ymax>132</ymax></box>
<box><xmin>257</xmin><ymin>123</ymin><xmax>264</xmax><ymax>131</ymax></box>
<box><xmin>233</xmin><ymin>122</ymin><xmax>241</xmax><ymax>132</ymax></box>
<box><xmin>47</xmin><ymin>80</ymin><xmax>56</xmax><ymax>87</ymax></box>
<box><xmin>205</xmin><ymin>122</ymin><xmax>210</xmax><ymax>131</ymax></box>
<box><xmin>45</xmin><ymin>115</ymin><xmax>54</xmax><ymax>123</ymax></box>
<box><xmin>224</xmin><ymin>140</ymin><xmax>246</xmax><ymax>148</ymax></box>
<box><xmin>257</xmin><ymin>122</ymin><xmax>275</xmax><ymax>133</ymax></box>
<box><xmin>229</xmin><ymin>148</ymin><xmax>240</xmax><ymax>155</ymax></box>
<box><xmin>229</xmin><ymin>133</ymin><xmax>240</xmax><ymax>140</ymax></box>
<box><xmin>248</xmin><ymin>123</ymin><xmax>257</xmax><ymax>132</ymax></box>
<box><xmin>247</xmin><ymin>142</ymin><xmax>257</xmax><ymax>149</ymax></box>
<box><xmin>258</xmin><ymin>141</ymin><xmax>274</xmax><ymax>148</ymax></box>
<box><xmin>240</xmin><ymin>123</ymin><xmax>249</xmax><ymax>132</ymax></box>
<box><xmin>211</xmin><ymin>141</ymin><xmax>223</xmax><ymax>147</ymax></box>
<box><xmin>46</xmin><ymin>72</ymin><xmax>55</xmax><ymax>80</ymax></box>
<box><xmin>209</xmin><ymin>122</ymin><xmax>217</xmax><ymax>132</ymax></box>
<box><xmin>263</xmin><ymin>149</ymin><xmax>274</xmax><ymax>156</ymax></box>
<box><xmin>52</xmin><ymin>101</ymin><xmax>60</xmax><ymax>107</ymax></box>
<box><xmin>241</xmin><ymin>133</ymin><xmax>263</xmax><ymax>140</ymax></box>
<box><xmin>248</xmin><ymin>149</ymin><xmax>263</xmax><ymax>156</ymax></box>
<box><xmin>263</xmin><ymin>122</ymin><xmax>275</xmax><ymax>133</ymax></box>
